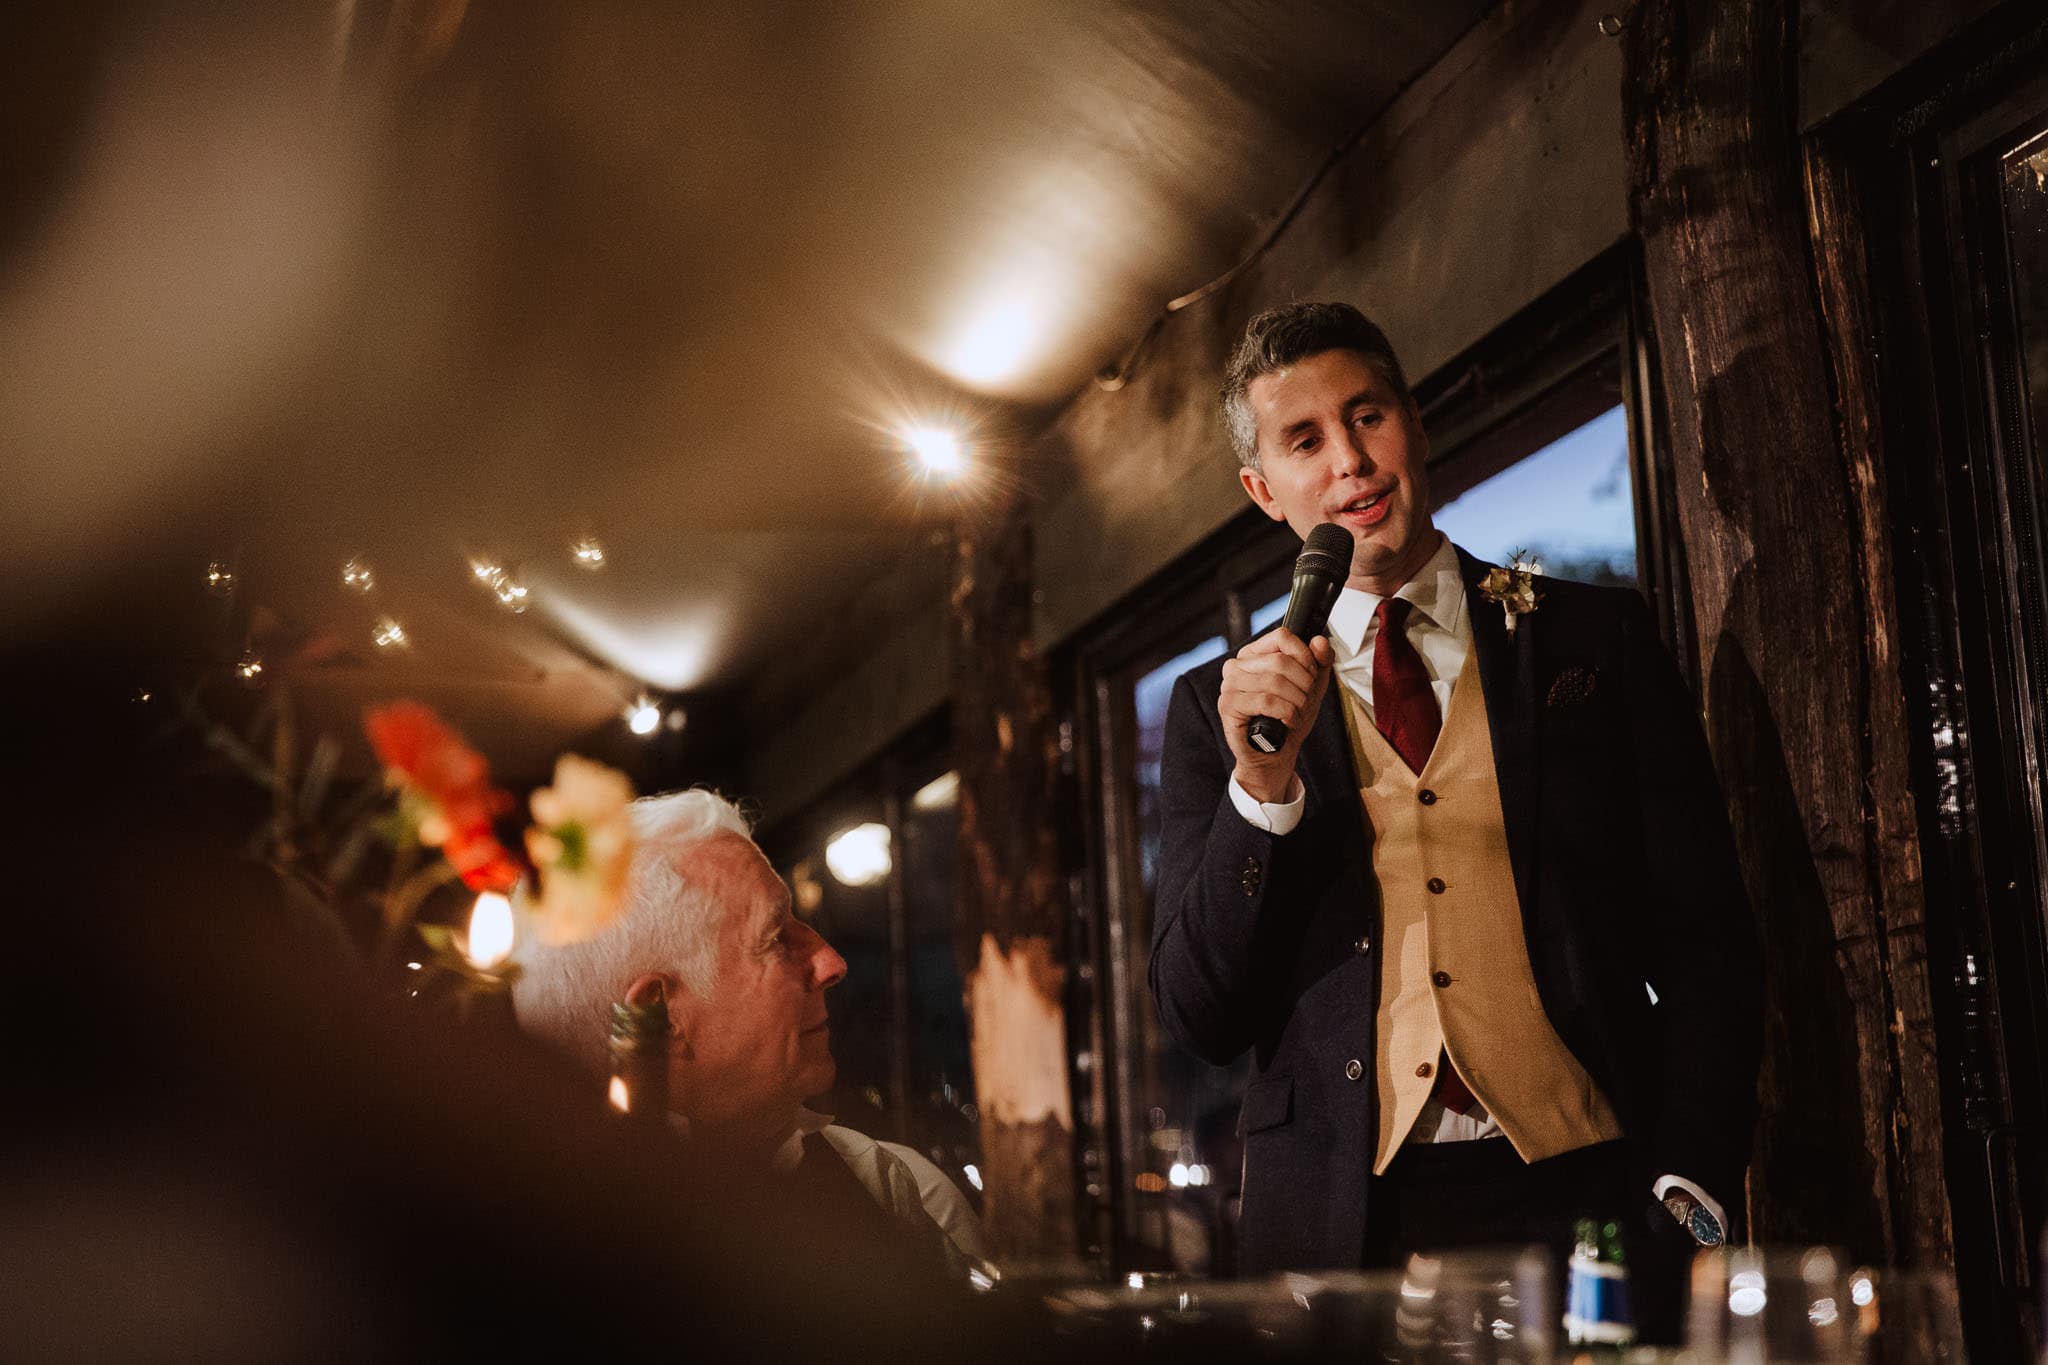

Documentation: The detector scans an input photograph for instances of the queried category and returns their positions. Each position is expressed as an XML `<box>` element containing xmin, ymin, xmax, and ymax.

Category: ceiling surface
<box><xmin>4</xmin><ymin>0</ymin><xmax>1492</xmax><ymax>780</ymax></box>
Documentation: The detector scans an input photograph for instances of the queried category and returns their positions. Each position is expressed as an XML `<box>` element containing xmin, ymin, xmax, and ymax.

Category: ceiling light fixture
<box><xmin>902</xmin><ymin>426</ymin><xmax>964</xmax><ymax>480</ymax></box>
<box><xmin>626</xmin><ymin>696</ymin><xmax>662</xmax><ymax>736</ymax></box>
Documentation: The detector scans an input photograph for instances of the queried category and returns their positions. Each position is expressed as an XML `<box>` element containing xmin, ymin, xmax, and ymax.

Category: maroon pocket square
<box><xmin>1546</xmin><ymin>665</ymin><xmax>1600</xmax><ymax>709</ymax></box>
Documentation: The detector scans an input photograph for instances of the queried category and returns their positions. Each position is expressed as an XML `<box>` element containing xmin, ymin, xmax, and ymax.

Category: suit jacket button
<box><xmin>1344</xmin><ymin>1059</ymin><xmax>1364</xmax><ymax>1082</ymax></box>
<box><xmin>1416</xmin><ymin>1062</ymin><xmax>1434</xmax><ymax>1079</ymax></box>
<box><xmin>1426</xmin><ymin>876</ymin><xmax>1446</xmax><ymax>894</ymax></box>
<box><xmin>1432</xmin><ymin>970</ymin><xmax>1452</xmax><ymax>988</ymax></box>
<box><xmin>1418</xmin><ymin>788</ymin><xmax>1437</xmax><ymax>805</ymax></box>
<box><xmin>1354</xmin><ymin>935</ymin><xmax>1372</xmax><ymax>955</ymax></box>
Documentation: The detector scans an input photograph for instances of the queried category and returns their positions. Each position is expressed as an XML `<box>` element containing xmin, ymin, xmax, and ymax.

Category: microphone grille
<box><xmin>1298</xmin><ymin>523</ymin><xmax>1355</xmax><ymax>576</ymax></box>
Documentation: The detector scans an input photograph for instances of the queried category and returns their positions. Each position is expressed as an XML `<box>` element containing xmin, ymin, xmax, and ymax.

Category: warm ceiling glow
<box><xmin>627</xmin><ymin>696</ymin><xmax>662</xmax><ymax>736</ymax></box>
<box><xmin>824</xmin><ymin>822</ymin><xmax>893</xmax><ymax>887</ymax></box>
<box><xmin>903</xmin><ymin>426</ymin><xmax>964</xmax><ymax>479</ymax></box>
<box><xmin>465</xmin><ymin>892</ymin><xmax>515</xmax><ymax>970</ymax></box>
<box><xmin>538</xmin><ymin>594</ymin><xmax>724</xmax><ymax>693</ymax></box>
<box><xmin>944</xmin><ymin>293</ymin><xmax>1039</xmax><ymax>389</ymax></box>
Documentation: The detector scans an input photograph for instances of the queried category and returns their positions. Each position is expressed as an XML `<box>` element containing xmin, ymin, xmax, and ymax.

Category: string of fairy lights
<box><xmin>179</xmin><ymin>424</ymin><xmax>972</xmax><ymax>738</ymax></box>
<box><xmin>190</xmin><ymin>533</ymin><xmax>687</xmax><ymax>739</ymax></box>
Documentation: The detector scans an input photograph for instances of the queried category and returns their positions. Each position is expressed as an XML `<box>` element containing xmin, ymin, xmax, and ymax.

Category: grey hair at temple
<box><xmin>1220</xmin><ymin>302</ymin><xmax>1411</xmax><ymax>470</ymax></box>
<box><xmin>511</xmin><ymin>788</ymin><xmax>753</xmax><ymax>1075</ymax></box>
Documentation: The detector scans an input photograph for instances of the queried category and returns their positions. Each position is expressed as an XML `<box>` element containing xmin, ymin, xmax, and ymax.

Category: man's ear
<box><xmin>624</xmin><ymin>971</ymin><xmax>689</xmax><ymax>1049</ymax></box>
<box><xmin>1239</xmin><ymin>464</ymin><xmax>1286</xmax><ymax>522</ymax></box>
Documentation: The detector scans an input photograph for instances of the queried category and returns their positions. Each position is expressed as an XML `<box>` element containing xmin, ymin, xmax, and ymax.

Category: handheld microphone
<box><xmin>1247</xmin><ymin>522</ymin><xmax>1354</xmax><ymax>755</ymax></box>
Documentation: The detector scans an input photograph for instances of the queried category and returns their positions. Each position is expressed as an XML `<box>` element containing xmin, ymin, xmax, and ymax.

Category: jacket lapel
<box><xmin>1458</xmin><ymin>546</ymin><xmax>1543</xmax><ymax>924</ymax></box>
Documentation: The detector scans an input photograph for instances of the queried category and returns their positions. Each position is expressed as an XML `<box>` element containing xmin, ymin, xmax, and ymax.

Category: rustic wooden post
<box><xmin>1622</xmin><ymin>0</ymin><xmax>1953</xmax><ymax>1264</ymax></box>
<box><xmin>949</xmin><ymin>482</ymin><xmax>1081</xmax><ymax>1270</ymax></box>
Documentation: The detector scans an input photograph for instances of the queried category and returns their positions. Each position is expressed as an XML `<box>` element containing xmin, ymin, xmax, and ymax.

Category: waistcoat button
<box><xmin>1344</xmin><ymin>1059</ymin><xmax>1364</xmax><ymax>1081</ymax></box>
<box><xmin>1426</xmin><ymin>876</ymin><xmax>1446</xmax><ymax>894</ymax></box>
<box><xmin>1432</xmin><ymin>970</ymin><xmax>1452</xmax><ymax>988</ymax></box>
<box><xmin>1354</xmin><ymin>935</ymin><xmax>1372</xmax><ymax>955</ymax></box>
<box><xmin>1416</xmin><ymin>1062</ymin><xmax>1433</xmax><ymax>1079</ymax></box>
<box><xmin>1418</xmin><ymin>788</ymin><xmax>1437</xmax><ymax>805</ymax></box>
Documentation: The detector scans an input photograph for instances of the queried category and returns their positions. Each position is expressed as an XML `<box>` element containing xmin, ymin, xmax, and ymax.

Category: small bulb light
<box><xmin>205</xmin><ymin>561</ymin><xmax>236</xmax><ymax>594</ymax></box>
<box><xmin>342</xmin><ymin>557</ymin><xmax>374</xmax><ymax>593</ymax></box>
<box><xmin>627</xmin><ymin>697</ymin><xmax>662</xmax><ymax>736</ymax></box>
<box><xmin>608</xmin><ymin>1075</ymin><xmax>631</xmax><ymax>1113</ymax></box>
<box><xmin>492</xmin><ymin>576</ymin><xmax>530</xmax><ymax>613</ymax></box>
<box><xmin>903</xmin><ymin>426</ymin><xmax>964</xmax><ymax>479</ymax></box>
<box><xmin>235</xmin><ymin>650</ymin><xmax>264</xmax><ymax>683</ymax></box>
<box><xmin>372</xmin><ymin>617</ymin><xmax>408</xmax><ymax>649</ymax></box>
<box><xmin>824</xmin><ymin>822</ymin><xmax>892</xmax><ymax>887</ymax></box>
<box><xmin>464</xmin><ymin>892</ymin><xmax>515</xmax><ymax>971</ymax></box>
<box><xmin>571</xmin><ymin>537</ymin><xmax>607</xmax><ymax>570</ymax></box>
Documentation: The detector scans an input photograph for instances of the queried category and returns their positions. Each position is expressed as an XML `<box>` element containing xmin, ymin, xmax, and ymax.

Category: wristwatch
<box><xmin>1662</xmin><ymin>1190</ymin><xmax>1725</xmax><ymax>1247</ymax></box>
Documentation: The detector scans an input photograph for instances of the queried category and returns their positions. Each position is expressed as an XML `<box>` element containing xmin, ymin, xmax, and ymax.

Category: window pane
<box><xmin>2001</xmin><ymin>130</ymin><xmax>2048</xmax><ymax>564</ymax></box>
<box><xmin>1128</xmin><ymin>631</ymin><xmax>1246</xmax><ymax>1274</ymax></box>
<box><xmin>1133</xmin><ymin>634</ymin><xmax>1227</xmax><ymax>897</ymax></box>
<box><xmin>1250</xmin><ymin>593</ymin><xmax>1288</xmax><ymax>635</ymax></box>
<box><xmin>1433</xmin><ymin>405</ymin><xmax>1636</xmax><ymax>585</ymax></box>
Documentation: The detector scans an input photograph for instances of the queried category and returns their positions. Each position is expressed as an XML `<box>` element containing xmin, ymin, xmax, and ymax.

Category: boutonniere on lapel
<box><xmin>1477</xmin><ymin>551</ymin><xmax>1543</xmax><ymax>635</ymax></box>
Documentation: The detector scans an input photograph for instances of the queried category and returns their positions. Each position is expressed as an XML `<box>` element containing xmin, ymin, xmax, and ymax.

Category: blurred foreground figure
<box><xmin>514</xmin><ymin>790</ymin><xmax>987</xmax><ymax>1276</ymax></box>
<box><xmin>0</xmin><ymin>648</ymin><xmax>1015</xmax><ymax>1362</ymax></box>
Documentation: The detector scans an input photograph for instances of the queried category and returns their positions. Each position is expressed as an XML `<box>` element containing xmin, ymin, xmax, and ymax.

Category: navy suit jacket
<box><xmin>1149</xmin><ymin>546</ymin><xmax>1763</xmax><ymax>1273</ymax></box>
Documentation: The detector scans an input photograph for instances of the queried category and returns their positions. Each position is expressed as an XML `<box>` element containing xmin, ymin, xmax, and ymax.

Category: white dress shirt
<box><xmin>1221</xmin><ymin>534</ymin><xmax>1723</xmax><ymax>1232</ymax></box>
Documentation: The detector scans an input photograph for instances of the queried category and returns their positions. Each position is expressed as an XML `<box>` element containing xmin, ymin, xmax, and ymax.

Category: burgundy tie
<box><xmin>1371</xmin><ymin>598</ymin><xmax>1440</xmax><ymax>775</ymax></box>
<box><xmin>1371</xmin><ymin>598</ymin><xmax>1478</xmax><ymax>1116</ymax></box>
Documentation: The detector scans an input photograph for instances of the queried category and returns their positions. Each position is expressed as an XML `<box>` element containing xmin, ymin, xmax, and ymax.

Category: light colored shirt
<box><xmin>1221</xmin><ymin>534</ymin><xmax>1724</xmax><ymax>1233</ymax></box>
<box><xmin>684</xmin><ymin>1107</ymin><xmax>991</xmax><ymax>1276</ymax></box>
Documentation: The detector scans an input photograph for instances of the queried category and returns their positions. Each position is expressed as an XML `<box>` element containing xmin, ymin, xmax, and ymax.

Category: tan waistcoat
<box><xmin>1344</xmin><ymin>648</ymin><xmax>1623</xmax><ymax>1174</ymax></box>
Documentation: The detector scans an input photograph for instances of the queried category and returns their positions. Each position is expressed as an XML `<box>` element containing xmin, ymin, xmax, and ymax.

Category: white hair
<box><xmin>510</xmin><ymin>787</ymin><xmax>754</xmax><ymax>1075</ymax></box>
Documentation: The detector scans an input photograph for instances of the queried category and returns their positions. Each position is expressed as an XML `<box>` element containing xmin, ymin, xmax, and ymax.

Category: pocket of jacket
<box><xmin>1238</xmin><ymin>1074</ymin><xmax>1294</xmax><ymax>1135</ymax></box>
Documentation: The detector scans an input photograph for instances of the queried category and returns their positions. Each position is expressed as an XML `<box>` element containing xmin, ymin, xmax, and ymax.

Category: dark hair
<box><xmin>1220</xmin><ymin>302</ymin><xmax>1409</xmax><ymax>468</ymax></box>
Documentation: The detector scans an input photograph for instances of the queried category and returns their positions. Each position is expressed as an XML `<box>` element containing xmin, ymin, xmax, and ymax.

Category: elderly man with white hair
<box><xmin>513</xmin><ymin>788</ymin><xmax>986</xmax><ymax>1275</ymax></box>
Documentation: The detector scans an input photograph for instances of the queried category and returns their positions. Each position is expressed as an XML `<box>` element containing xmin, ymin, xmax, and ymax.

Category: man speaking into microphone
<box><xmin>1149</xmin><ymin>303</ymin><xmax>1761</xmax><ymax>1339</ymax></box>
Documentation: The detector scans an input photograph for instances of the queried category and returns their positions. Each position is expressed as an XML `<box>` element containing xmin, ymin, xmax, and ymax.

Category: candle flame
<box><xmin>608</xmin><ymin>1076</ymin><xmax>631</xmax><ymax>1113</ymax></box>
<box><xmin>465</xmin><ymin>892</ymin><xmax>514</xmax><ymax>970</ymax></box>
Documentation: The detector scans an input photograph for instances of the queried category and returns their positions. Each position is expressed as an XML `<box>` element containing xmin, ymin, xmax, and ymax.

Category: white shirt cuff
<box><xmin>1227</xmin><ymin>774</ymin><xmax>1305</xmax><ymax>835</ymax></box>
<box><xmin>1654</xmin><ymin>1173</ymin><xmax>1726</xmax><ymax>1236</ymax></box>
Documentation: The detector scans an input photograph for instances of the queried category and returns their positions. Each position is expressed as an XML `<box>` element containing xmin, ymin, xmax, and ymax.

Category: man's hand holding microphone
<box><xmin>1219</xmin><ymin>523</ymin><xmax>1353</xmax><ymax>806</ymax></box>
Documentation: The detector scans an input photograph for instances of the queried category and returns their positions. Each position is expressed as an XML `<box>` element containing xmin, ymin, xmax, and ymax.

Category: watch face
<box><xmin>1665</xmin><ymin>1194</ymin><xmax>1725</xmax><ymax>1247</ymax></box>
<box><xmin>1687</xmin><ymin>1203</ymin><xmax>1725</xmax><ymax>1247</ymax></box>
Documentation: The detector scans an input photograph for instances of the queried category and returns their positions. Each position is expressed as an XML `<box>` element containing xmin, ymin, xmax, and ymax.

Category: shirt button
<box><xmin>1416</xmin><ymin>1062</ymin><xmax>1433</xmax><ymax>1079</ymax></box>
<box><xmin>1345</xmin><ymin>1059</ymin><xmax>1364</xmax><ymax>1082</ymax></box>
<box><xmin>1418</xmin><ymin>789</ymin><xmax>1437</xmax><ymax>805</ymax></box>
<box><xmin>1427</xmin><ymin>876</ymin><xmax>1446</xmax><ymax>894</ymax></box>
<box><xmin>1432</xmin><ymin>970</ymin><xmax>1452</xmax><ymax>988</ymax></box>
<box><xmin>1354</xmin><ymin>935</ymin><xmax>1372</xmax><ymax>956</ymax></box>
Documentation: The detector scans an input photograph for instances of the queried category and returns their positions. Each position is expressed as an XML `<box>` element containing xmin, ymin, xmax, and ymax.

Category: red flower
<box><xmin>365</xmin><ymin>701</ymin><xmax>522</xmax><ymax>893</ymax></box>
